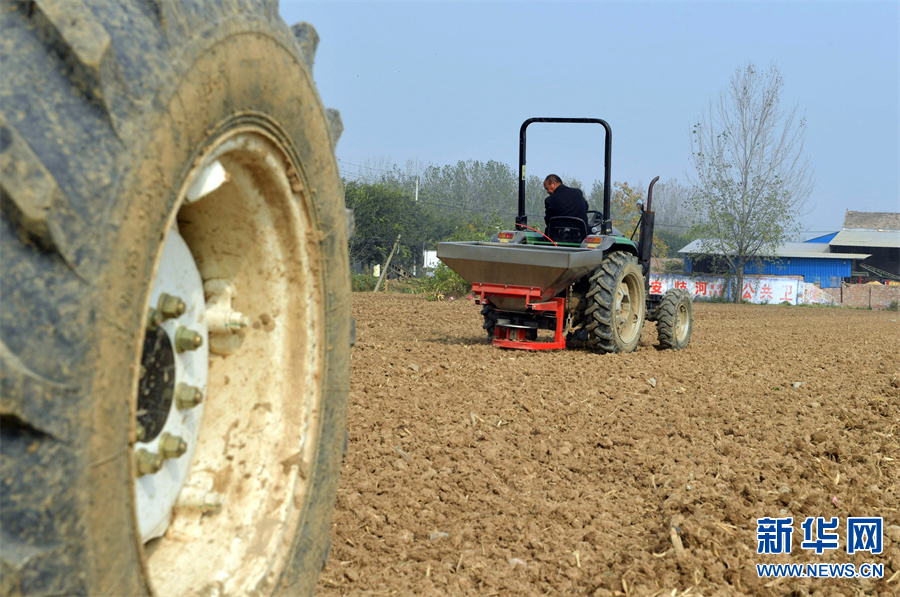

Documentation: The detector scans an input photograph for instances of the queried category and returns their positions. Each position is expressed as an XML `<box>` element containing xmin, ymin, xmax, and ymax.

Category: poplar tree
<box><xmin>690</xmin><ymin>63</ymin><xmax>813</xmax><ymax>301</ymax></box>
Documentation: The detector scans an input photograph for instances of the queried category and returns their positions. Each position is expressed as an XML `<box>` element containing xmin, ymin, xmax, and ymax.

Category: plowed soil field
<box><xmin>317</xmin><ymin>293</ymin><xmax>900</xmax><ymax>597</ymax></box>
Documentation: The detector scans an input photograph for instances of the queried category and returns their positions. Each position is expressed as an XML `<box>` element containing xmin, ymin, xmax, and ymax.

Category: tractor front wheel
<box><xmin>656</xmin><ymin>289</ymin><xmax>693</xmax><ymax>350</ymax></box>
<box><xmin>585</xmin><ymin>253</ymin><xmax>646</xmax><ymax>353</ymax></box>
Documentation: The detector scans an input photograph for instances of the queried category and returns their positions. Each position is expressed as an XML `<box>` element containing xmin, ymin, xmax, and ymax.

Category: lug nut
<box><xmin>159</xmin><ymin>432</ymin><xmax>188</xmax><ymax>459</ymax></box>
<box><xmin>175</xmin><ymin>383</ymin><xmax>204</xmax><ymax>410</ymax></box>
<box><xmin>146</xmin><ymin>308</ymin><xmax>163</xmax><ymax>331</ymax></box>
<box><xmin>158</xmin><ymin>293</ymin><xmax>186</xmax><ymax>320</ymax></box>
<box><xmin>175</xmin><ymin>326</ymin><xmax>203</xmax><ymax>352</ymax></box>
<box><xmin>136</xmin><ymin>422</ymin><xmax>146</xmax><ymax>442</ymax></box>
<box><xmin>135</xmin><ymin>449</ymin><xmax>163</xmax><ymax>477</ymax></box>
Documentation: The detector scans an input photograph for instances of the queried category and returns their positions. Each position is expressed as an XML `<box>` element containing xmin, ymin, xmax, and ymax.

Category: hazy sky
<box><xmin>279</xmin><ymin>1</ymin><xmax>899</xmax><ymax>236</ymax></box>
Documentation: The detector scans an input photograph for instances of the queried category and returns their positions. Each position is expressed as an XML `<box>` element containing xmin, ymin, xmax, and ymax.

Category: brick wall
<box><xmin>818</xmin><ymin>283</ymin><xmax>900</xmax><ymax>310</ymax></box>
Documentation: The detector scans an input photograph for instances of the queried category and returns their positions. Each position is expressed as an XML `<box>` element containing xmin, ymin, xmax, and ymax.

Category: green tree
<box><xmin>588</xmin><ymin>180</ymin><xmax>605</xmax><ymax>211</ymax></box>
<box><xmin>610</xmin><ymin>181</ymin><xmax>641</xmax><ymax>233</ymax></box>
<box><xmin>651</xmin><ymin>179</ymin><xmax>696</xmax><ymax>256</ymax></box>
<box><xmin>689</xmin><ymin>63</ymin><xmax>813</xmax><ymax>301</ymax></box>
<box><xmin>343</xmin><ymin>180</ymin><xmax>405</xmax><ymax>271</ymax></box>
<box><xmin>655</xmin><ymin>228</ymin><xmax>692</xmax><ymax>259</ymax></box>
<box><xmin>610</xmin><ymin>182</ymin><xmax>669</xmax><ymax>259</ymax></box>
<box><xmin>418</xmin><ymin>159</ymin><xmax>517</xmax><ymax>220</ymax></box>
<box><xmin>343</xmin><ymin>180</ymin><xmax>446</xmax><ymax>275</ymax></box>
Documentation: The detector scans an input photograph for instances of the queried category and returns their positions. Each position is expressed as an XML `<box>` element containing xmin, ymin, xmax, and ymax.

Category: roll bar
<box><xmin>517</xmin><ymin>117</ymin><xmax>612</xmax><ymax>235</ymax></box>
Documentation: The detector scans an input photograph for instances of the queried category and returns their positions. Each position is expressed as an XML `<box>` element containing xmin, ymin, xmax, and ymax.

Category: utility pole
<box><xmin>374</xmin><ymin>234</ymin><xmax>401</xmax><ymax>292</ymax></box>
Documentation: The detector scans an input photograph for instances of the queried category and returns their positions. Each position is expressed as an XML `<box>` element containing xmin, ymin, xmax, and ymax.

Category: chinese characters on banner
<box><xmin>649</xmin><ymin>274</ymin><xmax>802</xmax><ymax>305</ymax></box>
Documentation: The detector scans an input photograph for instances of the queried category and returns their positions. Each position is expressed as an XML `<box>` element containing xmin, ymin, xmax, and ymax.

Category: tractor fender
<box><xmin>587</xmin><ymin>236</ymin><xmax>638</xmax><ymax>257</ymax></box>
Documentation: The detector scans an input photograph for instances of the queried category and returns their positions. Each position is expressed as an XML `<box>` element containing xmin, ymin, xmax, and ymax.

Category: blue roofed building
<box><xmin>678</xmin><ymin>211</ymin><xmax>899</xmax><ymax>288</ymax></box>
<box><xmin>679</xmin><ymin>240</ymin><xmax>869</xmax><ymax>288</ymax></box>
<box><xmin>804</xmin><ymin>232</ymin><xmax>838</xmax><ymax>244</ymax></box>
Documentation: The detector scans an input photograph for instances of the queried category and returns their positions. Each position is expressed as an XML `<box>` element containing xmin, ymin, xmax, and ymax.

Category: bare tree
<box><xmin>651</xmin><ymin>179</ymin><xmax>693</xmax><ymax>230</ymax></box>
<box><xmin>690</xmin><ymin>63</ymin><xmax>813</xmax><ymax>301</ymax></box>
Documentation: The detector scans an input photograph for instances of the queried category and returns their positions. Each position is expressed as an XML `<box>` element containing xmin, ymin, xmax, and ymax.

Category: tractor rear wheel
<box><xmin>656</xmin><ymin>289</ymin><xmax>693</xmax><ymax>350</ymax></box>
<box><xmin>585</xmin><ymin>252</ymin><xmax>646</xmax><ymax>353</ymax></box>
<box><xmin>1</xmin><ymin>3</ymin><xmax>349</xmax><ymax>596</ymax></box>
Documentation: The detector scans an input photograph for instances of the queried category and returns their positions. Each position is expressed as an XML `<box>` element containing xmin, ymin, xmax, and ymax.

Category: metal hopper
<box><xmin>437</xmin><ymin>241</ymin><xmax>609</xmax><ymax>306</ymax></box>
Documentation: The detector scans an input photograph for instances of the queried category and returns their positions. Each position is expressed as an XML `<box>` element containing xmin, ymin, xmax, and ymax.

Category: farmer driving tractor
<box><xmin>543</xmin><ymin>174</ymin><xmax>590</xmax><ymax>242</ymax></box>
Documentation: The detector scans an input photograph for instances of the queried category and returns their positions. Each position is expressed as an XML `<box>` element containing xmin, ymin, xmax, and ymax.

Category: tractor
<box><xmin>437</xmin><ymin>117</ymin><xmax>693</xmax><ymax>352</ymax></box>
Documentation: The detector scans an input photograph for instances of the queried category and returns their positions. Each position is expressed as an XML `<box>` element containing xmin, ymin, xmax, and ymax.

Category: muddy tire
<box><xmin>1</xmin><ymin>3</ymin><xmax>349</xmax><ymax>596</ymax></box>
<box><xmin>481</xmin><ymin>303</ymin><xmax>497</xmax><ymax>340</ymax></box>
<box><xmin>656</xmin><ymin>289</ymin><xmax>693</xmax><ymax>350</ymax></box>
<box><xmin>585</xmin><ymin>252</ymin><xmax>646</xmax><ymax>353</ymax></box>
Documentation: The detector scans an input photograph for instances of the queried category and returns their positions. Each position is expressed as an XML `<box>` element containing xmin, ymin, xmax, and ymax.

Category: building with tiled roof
<box><xmin>830</xmin><ymin>211</ymin><xmax>900</xmax><ymax>280</ymax></box>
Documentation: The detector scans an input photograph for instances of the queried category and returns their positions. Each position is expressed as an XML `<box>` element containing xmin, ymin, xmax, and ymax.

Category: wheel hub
<box><xmin>616</xmin><ymin>284</ymin><xmax>633</xmax><ymax>332</ymax></box>
<box><xmin>137</xmin><ymin>326</ymin><xmax>176</xmax><ymax>442</ymax></box>
<box><xmin>135</xmin><ymin>225</ymin><xmax>208</xmax><ymax>541</ymax></box>
<box><xmin>676</xmin><ymin>303</ymin><xmax>689</xmax><ymax>340</ymax></box>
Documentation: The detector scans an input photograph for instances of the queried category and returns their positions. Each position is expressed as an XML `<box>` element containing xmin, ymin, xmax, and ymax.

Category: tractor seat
<box><xmin>547</xmin><ymin>216</ymin><xmax>587</xmax><ymax>244</ymax></box>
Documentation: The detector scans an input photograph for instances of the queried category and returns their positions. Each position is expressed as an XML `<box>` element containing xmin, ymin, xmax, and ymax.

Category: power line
<box><xmin>338</xmin><ymin>159</ymin><xmax>398</xmax><ymax>176</ymax></box>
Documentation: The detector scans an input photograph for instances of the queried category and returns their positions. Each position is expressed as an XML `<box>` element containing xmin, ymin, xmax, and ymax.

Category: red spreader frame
<box><xmin>472</xmin><ymin>283</ymin><xmax>566</xmax><ymax>350</ymax></box>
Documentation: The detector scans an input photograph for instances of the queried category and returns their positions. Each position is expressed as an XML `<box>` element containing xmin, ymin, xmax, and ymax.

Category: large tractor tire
<box><xmin>1</xmin><ymin>2</ymin><xmax>350</xmax><ymax>596</ymax></box>
<box><xmin>656</xmin><ymin>288</ymin><xmax>693</xmax><ymax>350</ymax></box>
<box><xmin>585</xmin><ymin>252</ymin><xmax>646</xmax><ymax>353</ymax></box>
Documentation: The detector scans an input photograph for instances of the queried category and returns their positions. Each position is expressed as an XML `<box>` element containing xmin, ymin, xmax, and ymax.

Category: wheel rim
<box><xmin>135</xmin><ymin>128</ymin><xmax>324</xmax><ymax>596</ymax></box>
<box><xmin>135</xmin><ymin>227</ymin><xmax>209</xmax><ymax>542</ymax></box>
<box><xmin>615</xmin><ymin>270</ymin><xmax>644</xmax><ymax>344</ymax></box>
<box><xmin>675</xmin><ymin>302</ymin><xmax>689</xmax><ymax>342</ymax></box>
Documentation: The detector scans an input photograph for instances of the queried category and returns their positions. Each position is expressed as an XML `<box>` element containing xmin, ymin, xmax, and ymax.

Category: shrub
<box><xmin>351</xmin><ymin>273</ymin><xmax>378</xmax><ymax>292</ymax></box>
<box><xmin>662</xmin><ymin>260</ymin><xmax>685</xmax><ymax>274</ymax></box>
<box><xmin>693</xmin><ymin>293</ymin><xmax>730</xmax><ymax>304</ymax></box>
<box><xmin>422</xmin><ymin>263</ymin><xmax>471</xmax><ymax>301</ymax></box>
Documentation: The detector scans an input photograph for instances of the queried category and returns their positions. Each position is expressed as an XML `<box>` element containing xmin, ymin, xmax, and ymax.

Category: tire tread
<box><xmin>31</xmin><ymin>0</ymin><xmax>116</xmax><ymax>113</ymax></box>
<box><xmin>2</xmin><ymin>2</ymin><xmax>347</xmax><ymax>595</ymax></box>
<box><xmin>656</xmin><ymin>289</ymin><xmax>693</xmax><ymax>350</ymax></box>
<box><xmin>584</xmin><ymin>252</ymin><xmax>645</xmax><ymax>353</ymax></box>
